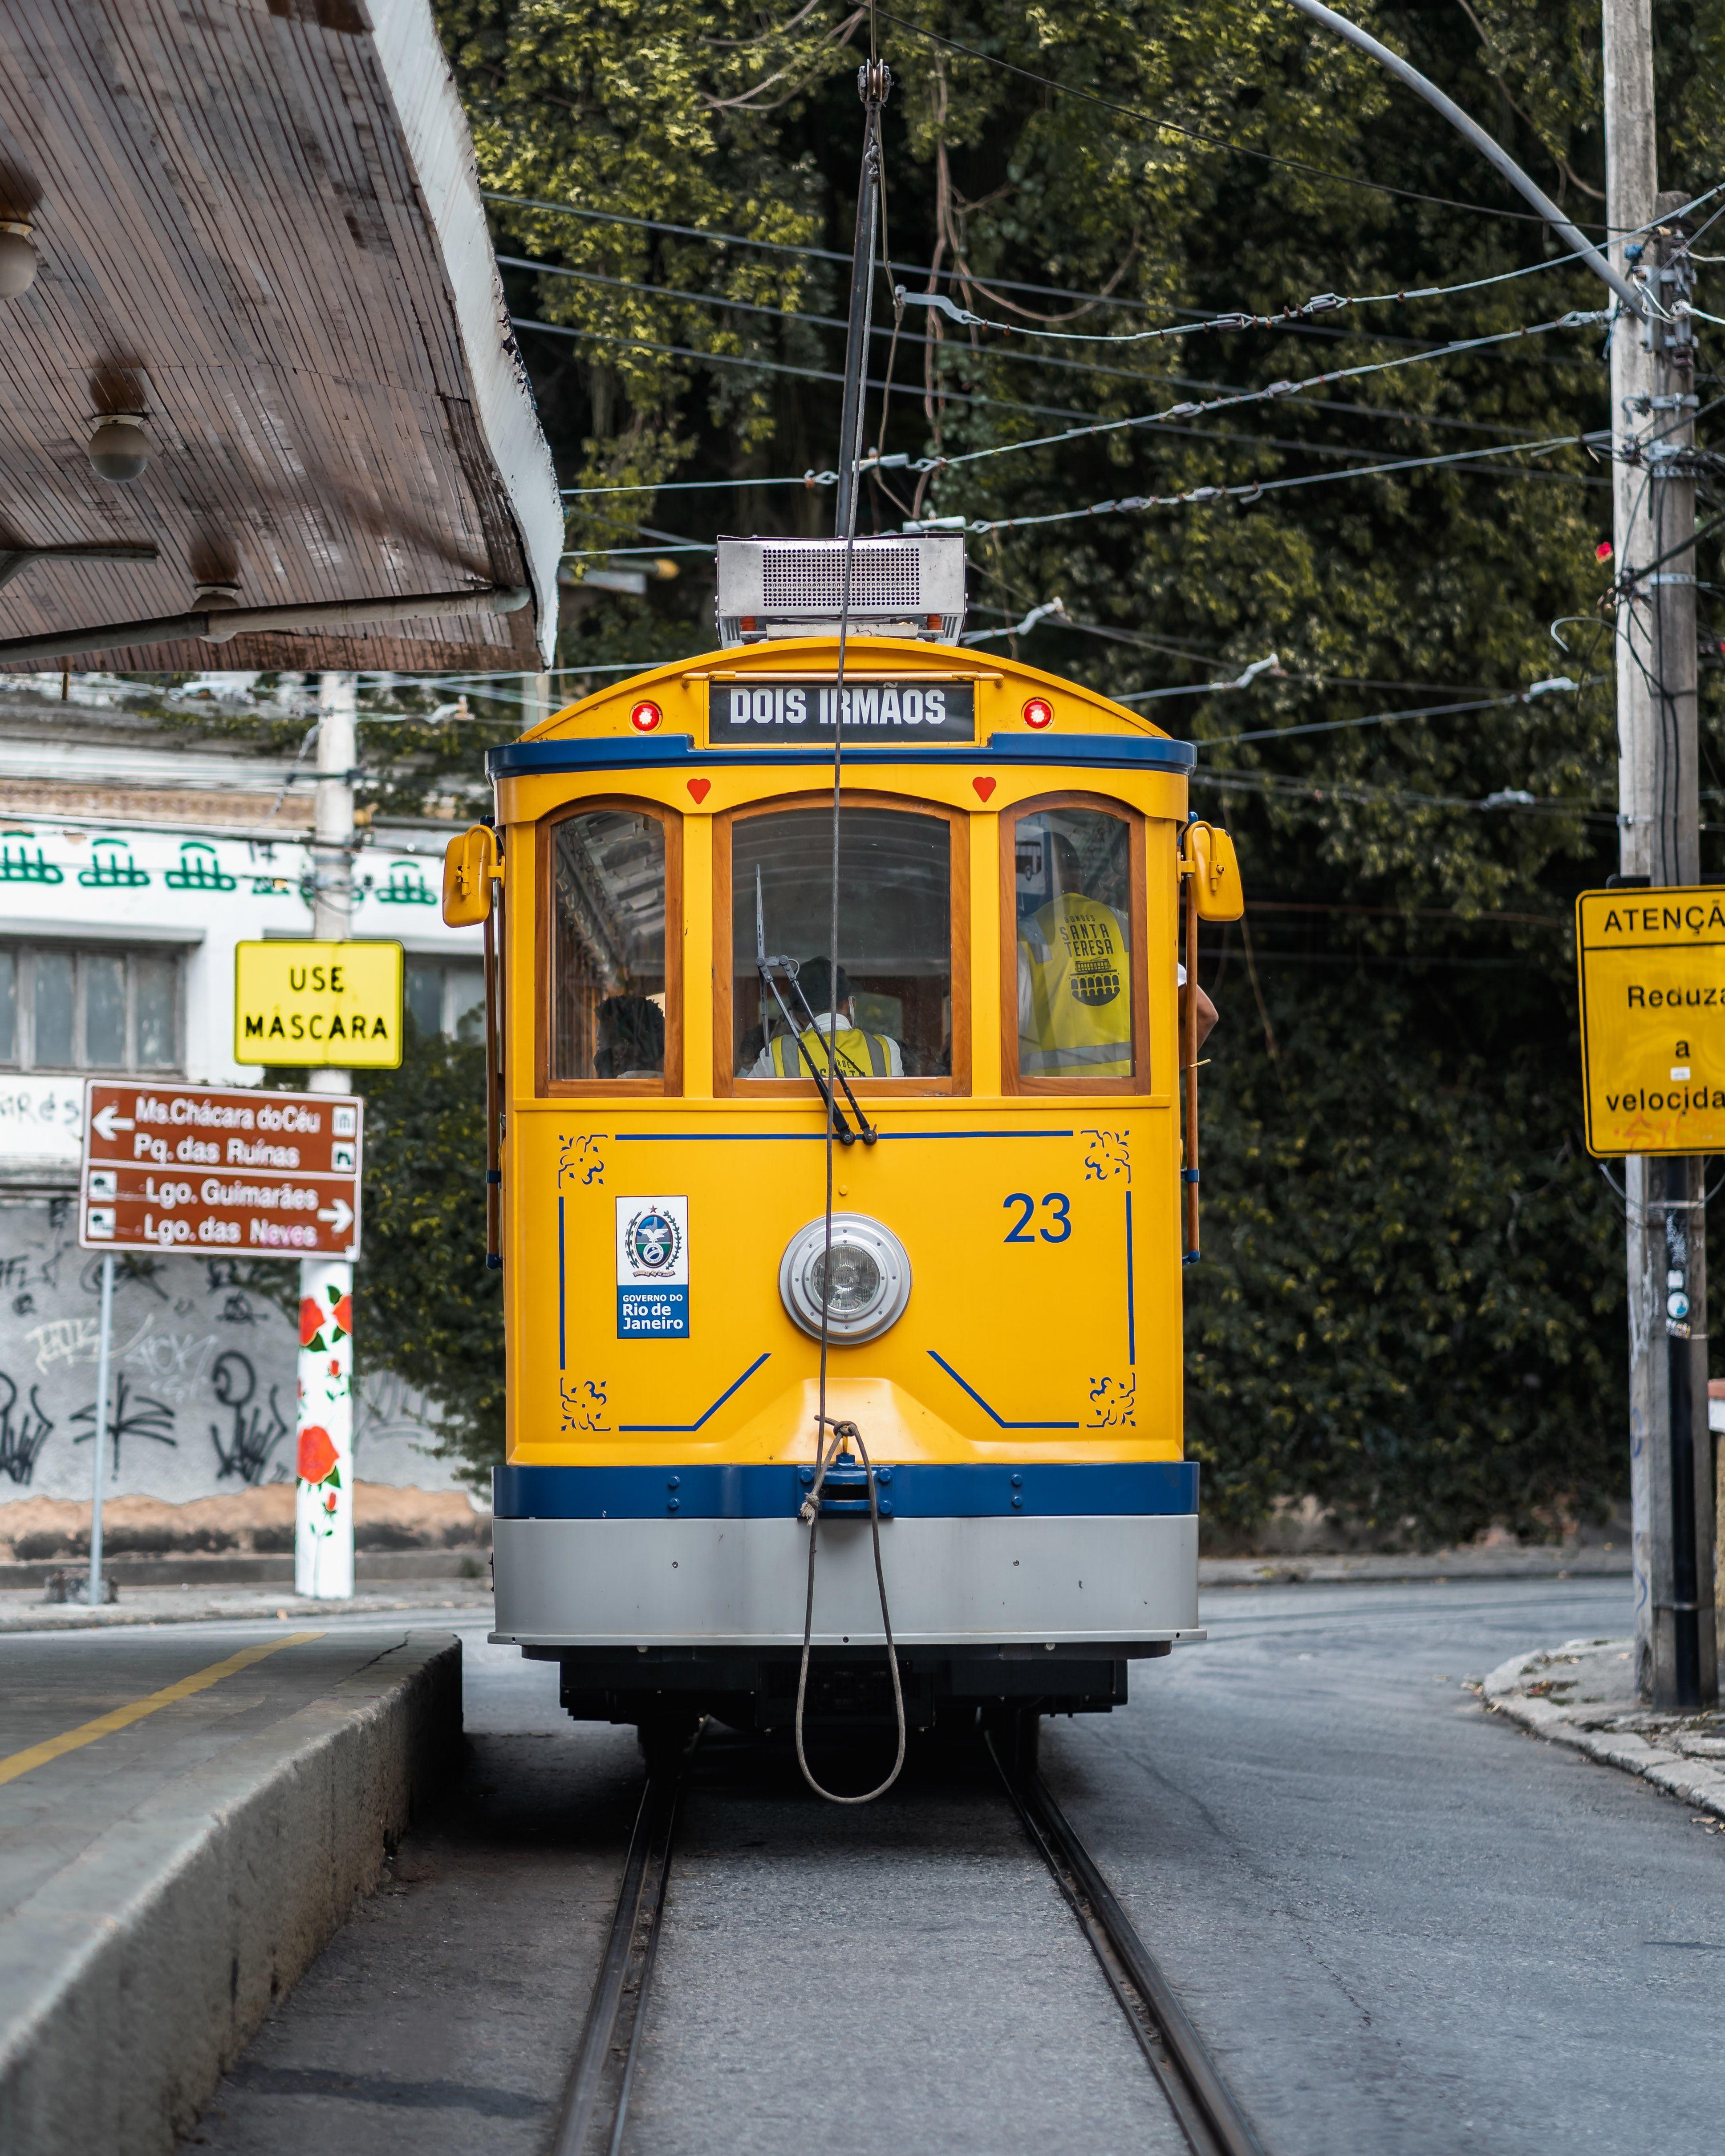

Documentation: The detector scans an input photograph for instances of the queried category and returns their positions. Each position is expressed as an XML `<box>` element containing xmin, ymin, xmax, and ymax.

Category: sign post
<box><xmin>78</xmin><ymin>1077</ymin><xmax>364</xmax><ymax>1597</ymax></box>
<box><xmin>88</xmin><ymin>1252</ymin><xmax>114</xmax><ymax>1605</ymax></box>
<box><xmin>1576</xmin><ymin>888</ymin><xmax>1720</xmax><ymax>1707</ymax></box>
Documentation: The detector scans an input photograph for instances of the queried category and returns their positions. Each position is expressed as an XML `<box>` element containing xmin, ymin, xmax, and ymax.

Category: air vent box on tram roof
<box><xmin>715</xmin><ymin>533</ymin><xmax>965</xmax><ymax>647</ymax></box>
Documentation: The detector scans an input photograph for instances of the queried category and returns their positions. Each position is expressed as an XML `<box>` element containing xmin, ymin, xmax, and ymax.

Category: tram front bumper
<box><xmin>490</xmin><ymin>1512</ymin><xmax>1201</xmax><ymax>1649</ymax></box>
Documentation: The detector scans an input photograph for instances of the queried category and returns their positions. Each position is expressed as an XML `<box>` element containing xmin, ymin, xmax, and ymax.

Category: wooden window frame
<box><xmin>999</xmin><ymin>793</ymin><xmax>1150</xmax><ymax>1097</ymax></box>
<box><xmin>536</xmin><ymin>797</ymin><xmax>683</xmax><ymax>1097</ymax></box>
<box><xmin>714</xmin><ymin>789</ymin><xmax>971</xmax><ymax>1098</ymax></box>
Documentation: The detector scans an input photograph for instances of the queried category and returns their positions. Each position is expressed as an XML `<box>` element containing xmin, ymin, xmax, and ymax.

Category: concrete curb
<box><xmin>1483</xmin><ymin>1638</ymin><xmax>1725</xmax><ymax>1821</ymax></box>
<box><xmin>0</xmin><ymin>1631</ymin><xmax>463</xmax><ymax>2156</ymax></box>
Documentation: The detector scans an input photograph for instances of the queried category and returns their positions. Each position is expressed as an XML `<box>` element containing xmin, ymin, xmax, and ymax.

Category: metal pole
<box><xmin>88</xmin><ymin>1250</ymin><xmax>114</xmax><ymax>1605</ymax></box>
<box><xmin>1605</xmin><ymin>0</ymin><xmax>1712</xmax><ymax>1707</ymax></box>
<box><xmin>833</xmin><ymin>63</ymin><xmax>890</xmax><ymax>536</ymax></box>
<box><xmin>295</xmin><ymin>672</ymin><xmax>357</xmax><ymax>1601</ymax></box>
<box><xmin>1279</xmin><ymin>0</ymin><xmax>1643</xmax><ymax>316</ymax></box>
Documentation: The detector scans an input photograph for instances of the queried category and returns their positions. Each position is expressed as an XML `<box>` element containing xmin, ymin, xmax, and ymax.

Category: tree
<box><xmin>354</xmin><ymin>1023</ymin><xmax>504</xmax><ymax>1484</ymax></box>
<box><xmin>407</xmin><ymin>0</ymin><xmax>1725</xmax><ymax>1537</ymax></box>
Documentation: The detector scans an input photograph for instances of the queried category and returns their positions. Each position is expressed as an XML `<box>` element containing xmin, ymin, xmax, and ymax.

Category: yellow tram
<box><xmin>443</xmin><ymin>533</ymin><xmax>1243</xmax><ymax>1752</ymax></box>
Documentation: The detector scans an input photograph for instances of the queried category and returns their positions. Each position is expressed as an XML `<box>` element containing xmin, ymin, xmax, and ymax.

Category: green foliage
<box><xmin>354</xmin><ymin>1024</ymin><xmax>505</xmax><ymax>1485</ymax></box>
<box><xmin>414</xmin><ymin>0</ymin><xmax>1725</xmax><ymax>1538</ymax></box>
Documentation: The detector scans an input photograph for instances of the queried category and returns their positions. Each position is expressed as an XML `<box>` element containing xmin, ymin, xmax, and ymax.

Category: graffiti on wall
<box><xmin>0</xmin><ymin>1199</ymin><xmax>465</xmax><ymax>1501</ymax></box>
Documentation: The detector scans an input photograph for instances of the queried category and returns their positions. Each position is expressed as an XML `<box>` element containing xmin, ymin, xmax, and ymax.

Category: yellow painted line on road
<box><xmin>0</xmin><ymin>1633</ymin><xmax>327</xmax><ymax>1789</ymax></box>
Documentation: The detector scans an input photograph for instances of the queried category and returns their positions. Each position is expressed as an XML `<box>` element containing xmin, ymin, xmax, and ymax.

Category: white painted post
<box><xmin>295</xmin><ymin>670</ymin><xmax>357</xmax><ymax>1600</ymax></box>
<box><xmin>88</xmin><ymin>1251</ymin><xmax>114</xmax><ymax>1604</ymax></box>
<box><xmin>294</xmin><ymin>1252</ymin><xmax>354</xmax><ymax>1597</ymax></box>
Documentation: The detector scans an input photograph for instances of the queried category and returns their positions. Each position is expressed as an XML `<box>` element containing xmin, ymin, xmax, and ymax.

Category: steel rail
<box><xmin>989</xmin><ymin>1734</ymin><xmax>1269</xmax><ymax>2156</ymax></box>
<box><xmin>549</xmin><ymin>1766</ymin><xmax>686</xmax><ymax>2156</ymax></box>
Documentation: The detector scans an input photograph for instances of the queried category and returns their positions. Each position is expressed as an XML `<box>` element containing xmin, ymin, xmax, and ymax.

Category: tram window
<box><xmin>731</xmin><ymin>806</ymin><xmax>951</xmax><ymax>1081</ymax></box>
<box><xmin>552</xmin><ymin>811</ymin><xmax>668</xmax><ymax>1083</ymax></box>
<box><xmin>1011</xmin><ymin>807</ymin><xmax>1136</xmax><ymax>1083</ymax></box>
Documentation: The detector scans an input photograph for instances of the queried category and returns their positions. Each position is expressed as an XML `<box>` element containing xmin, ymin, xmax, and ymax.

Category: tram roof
<box><xmin>0</xmin><ymin>0</ymin><xmax>560</xmax><ymax>673</ymax></box>
<box><xmin>489</xmin><ymin>638</ymin><xmax>1196</xmax><ymax>778</ymax></box>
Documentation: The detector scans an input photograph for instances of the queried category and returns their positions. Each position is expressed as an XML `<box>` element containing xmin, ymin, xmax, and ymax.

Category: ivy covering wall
<box><xmin>356</xmin><ymin>0</ymin><xmax>1725</xmax><ymax>1535</ymax></box>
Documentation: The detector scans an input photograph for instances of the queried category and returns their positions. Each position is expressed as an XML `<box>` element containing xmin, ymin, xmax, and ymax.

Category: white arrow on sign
<box><xmin>90</xmin><ymin>1103</ymin><xmax>135</xmax><ymax>1144</ymax></box>
<box><xmin>317</xmin><ymin>1197</ymin><xmax>354</xmax><ymax>1236</ymax></box>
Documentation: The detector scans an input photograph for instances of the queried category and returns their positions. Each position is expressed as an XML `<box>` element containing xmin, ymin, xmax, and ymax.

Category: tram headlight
<box><xmin>778</xmin><ymin>1213</ymin><xmax>911</xmax><ymax>1344</ymax></box>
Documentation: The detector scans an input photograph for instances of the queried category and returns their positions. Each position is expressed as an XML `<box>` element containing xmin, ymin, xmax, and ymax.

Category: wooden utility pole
<box><xmin>1604</xmin><ymin>0</ymin><xmax>1716</xmax><ymax>1706</ymax></box>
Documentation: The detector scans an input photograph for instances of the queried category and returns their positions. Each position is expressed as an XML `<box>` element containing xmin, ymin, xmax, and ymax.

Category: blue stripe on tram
<box><xmin>493</xmin><ymin>1460</ymin><xmax>1199</xmax><ymax>1520</ymax></box>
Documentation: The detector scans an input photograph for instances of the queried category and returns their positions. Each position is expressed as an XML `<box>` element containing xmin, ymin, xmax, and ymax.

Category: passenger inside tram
<box><xmin>733</xmin><ymin>806</ymin><xmax>950</xmax><ymax>1080</ymax></box>
<box><xmin>551</xmin><ymin>810</ymin><xmax>668</xmax><ymax>1081</ymax></box>
<box><xmin>1014</xmin><ymin>810</ymin><xmax>1216</xmax><ymax>1081</ymax></box>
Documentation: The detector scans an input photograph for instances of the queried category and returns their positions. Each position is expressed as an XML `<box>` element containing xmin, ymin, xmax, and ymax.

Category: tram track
<box><xmin>551</xmin><ymin>1725</ymin><xmax>1266</xmax><ymax>2156</ymax></box>
<box><xmin>549</xmin><ymin>1765</ymin><xmax>686</xmax><ymax>2156</ymax></box>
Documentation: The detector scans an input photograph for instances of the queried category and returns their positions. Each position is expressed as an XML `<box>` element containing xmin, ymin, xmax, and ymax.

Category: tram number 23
<box><xmin>1003</xmin><ymin>1192</ymin><xmax>1072</xmax><ymax>1244</ymax></box>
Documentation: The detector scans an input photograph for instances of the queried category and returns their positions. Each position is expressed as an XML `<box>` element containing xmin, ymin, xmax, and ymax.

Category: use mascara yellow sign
<box><xmin>234</xmin><ymin>941</ymin><xmax>403</xmax><ymax>1068</ymax></box>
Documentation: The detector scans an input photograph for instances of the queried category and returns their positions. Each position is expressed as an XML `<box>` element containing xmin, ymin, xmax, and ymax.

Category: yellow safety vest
<box><xmin>767</xmin><ymin>1025</ymin><xmax>893</xmax><ymax>1079</ymax></box>
<box><xmin>1019</xmin><ymin>894</ymin><xmax>1132</xmax><ymax>1077</ymax></box>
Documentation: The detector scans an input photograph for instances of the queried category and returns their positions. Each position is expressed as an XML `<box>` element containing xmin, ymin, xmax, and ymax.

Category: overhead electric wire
<box><xmin>901</xmin><ymin>306</ymin><xmax>1606</xmax><ymax>481</ymax></box>
<box><xmin>1198</xmin><ymin>681</ymin><xmax>1587</xmax><ymax>749</ymax></box>
<box><xmin>511</xmin><ymin>316</ymin><xmax>1092</xmax><ymax>422</ymax></box>
<box><xmin>957</xmin><ymin>430</ymin><xmax>1582</xmax><ymax>535</ymax></box>
<box><xmin>506</xmin><ymin>249</ymin><xmax>1597</xmax><ymax>449</ymax></box>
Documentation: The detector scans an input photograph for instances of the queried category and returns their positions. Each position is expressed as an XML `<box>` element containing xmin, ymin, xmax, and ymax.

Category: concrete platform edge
<box><xmin>0</xmin><ymin>1631</ymin><xmax>463</xmax><ymax>2156</ymax></box>
<box><xmin>1483</xmin><ymin>1641</ymin><xmax>1725</xmax><ymax>1821</ymax></box>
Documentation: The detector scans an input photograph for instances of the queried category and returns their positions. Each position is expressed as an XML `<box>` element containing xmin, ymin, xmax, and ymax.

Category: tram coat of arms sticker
<box><xmin>616</xmin><ymin>1196</ymin><xmax>690</xmax><ymax>1338</ymax></box>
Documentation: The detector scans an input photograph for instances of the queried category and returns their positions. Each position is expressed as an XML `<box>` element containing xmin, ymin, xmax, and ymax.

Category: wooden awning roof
<box><xmin>0</xmin><ymin>0</ymin><xmax>561</xmax><ymax>674</ymax></box>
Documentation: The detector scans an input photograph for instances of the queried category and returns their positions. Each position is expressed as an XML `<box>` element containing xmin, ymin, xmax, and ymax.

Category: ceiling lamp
<box><xmin>0</xmin><ymin>222</ymin><xmax>38</xmax><ymax>300</ymax></box>
<box><xmin>87</xmin><ymin>413</ymin><xmax>150</xmax><ymax>484</ymax></box>
<box><xmin>194</xmin><ymin>582</ymin><xmax>243</xmax><ymax>642</ymax></box>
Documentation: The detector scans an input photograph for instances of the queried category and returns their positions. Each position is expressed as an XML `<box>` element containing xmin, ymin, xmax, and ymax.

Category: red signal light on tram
<box><xmin>629</xmin><ymin>700</ymin><xmax>662</xmax><ymax>733</ymax></box>
<box><xmin>1022</xmin><ymin>697</ymin><xmax>1054</xmax><ymax>729</ymax></box>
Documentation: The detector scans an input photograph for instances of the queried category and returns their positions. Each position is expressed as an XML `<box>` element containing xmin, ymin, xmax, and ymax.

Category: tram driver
<box><xmin>1017</xmin><ymin>825</ymin><xmax>1216</xmax><ymax>1079</ymax></box>
<box><xmin>751</xmin><ymin>956</ymin><xmax>904</xmax><ymax>1078</ymax></box>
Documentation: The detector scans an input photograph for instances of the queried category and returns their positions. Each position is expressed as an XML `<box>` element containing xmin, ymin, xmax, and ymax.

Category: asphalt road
<box><xmin>178</xmin><ymin>1577</ymin><xmax>1725</xmax><ymax>2156</ymax></box>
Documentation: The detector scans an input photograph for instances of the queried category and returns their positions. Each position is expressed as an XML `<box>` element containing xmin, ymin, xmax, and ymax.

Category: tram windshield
<box><xmin>731</xmin><ymin>806</ymin><xmax>951</xmax><ymax>1080</ymax></box>
<box><xmin>552</xmin><ymin>810</ymin><xmax>667</xmax><ymax>1081</ymax></box>
<box><xmin>1013</xmin><ymin>806</ymin><xmax>1135</xmax><ymax>1082</ymax></box>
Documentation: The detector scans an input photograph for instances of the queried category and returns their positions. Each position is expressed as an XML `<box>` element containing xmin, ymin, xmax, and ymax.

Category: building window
<box><xmin>0</xmin><ymin>945</ymin><xmax>181</xmax><ymax>1072</ymax></box>
<box><xmin>404</xmin><ymin>957</ymin><xmax>487</xmax><ymax>1042</ymax></box>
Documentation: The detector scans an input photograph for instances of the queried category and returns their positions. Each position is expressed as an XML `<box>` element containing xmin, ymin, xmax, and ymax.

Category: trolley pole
<box><xmin>295</xmin><ymin>670</ymin><xmax>357</xmax><ymax>1600</ymax></box>
<box><xmin>1605</xmin><ymin>0</ymin><xmax>1715</xmax><ymax>1706</ymax></box>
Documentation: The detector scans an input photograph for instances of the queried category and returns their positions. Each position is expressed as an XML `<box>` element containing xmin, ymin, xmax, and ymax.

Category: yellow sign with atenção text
<box><xmin>234</xmin><ymin>940</ymin><xmax>403</xmax><ymax>1069</ymax></box>
<box><xmin>1576</xmin><ymin>887</ymin><xmax>1725</xmax><ymax>1154</ymax></box>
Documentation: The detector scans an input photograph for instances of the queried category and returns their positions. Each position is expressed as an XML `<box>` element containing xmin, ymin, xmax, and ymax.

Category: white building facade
<box><xmin>0</xmin><ymin>680</ymin><xmax>487</xmax><ymax>1510</ymax></box>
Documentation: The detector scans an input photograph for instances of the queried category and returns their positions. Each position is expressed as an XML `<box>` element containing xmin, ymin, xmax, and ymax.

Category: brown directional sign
<box><xmin>78</xmin><ymin>1080</ymin><xmax>363</xmax><ymax>1260</ymax></box>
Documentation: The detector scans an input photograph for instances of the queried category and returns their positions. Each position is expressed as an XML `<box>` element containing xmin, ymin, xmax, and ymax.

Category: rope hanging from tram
<box><xmin>795</xmin><ymin>50</ymin><xmax>907</xmax><ymax>1807</ymax></box>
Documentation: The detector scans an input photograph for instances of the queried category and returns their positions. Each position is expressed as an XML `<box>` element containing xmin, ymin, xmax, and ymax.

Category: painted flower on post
<box><xmin>299</xmin><ymin>1297</ymin><xmax>325</xmax><ymax>1348</ymax></box>
<box><xmin>297</xmin><ymin>1423</ymin><xmax>338</xmax><ymax>1485</ymax></box>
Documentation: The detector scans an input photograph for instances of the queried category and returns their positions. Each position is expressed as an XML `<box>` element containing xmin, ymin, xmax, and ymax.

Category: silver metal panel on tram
<box><xmin>489</xmin><ymin>1513</ymin><xmax>1201</xmax><ymax>1647</ymax></box>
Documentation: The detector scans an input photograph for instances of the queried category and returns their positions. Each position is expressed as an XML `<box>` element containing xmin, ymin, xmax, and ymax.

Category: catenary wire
<box><xmin>488</xmin><ymin>180</ymin><xmax>1724</xmax><ymax>327</ymax></box>
<box><xmin>507</xmin><ymin>251</ymin><xmax>1607</xmax><ymax>448</ymax></box>
<box><xmin>955</xmin><ymin>430</ymin><xmax>1583</xmax><ymax>535</ymax></box>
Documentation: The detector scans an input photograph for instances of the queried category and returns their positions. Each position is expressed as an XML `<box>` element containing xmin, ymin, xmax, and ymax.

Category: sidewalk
<box><xmin>0</xmin><ymin>1579</ymin><xmax>494</xmax><ymax>1633</ymax></box>
<box><xmin>0</xmin><ymin>1628</ymin><xmax>462</xmax><ymax>2155</ymax></box>
<box><xmin>1483</xmin><ymin>1637</ymin><xmax>1725</xmax><ymax>1825</ymax></box>
<box><xmin>1200</xmin><ymin>1544</ymin><xmax>1629</xmax><ymax>1588</ymax></box>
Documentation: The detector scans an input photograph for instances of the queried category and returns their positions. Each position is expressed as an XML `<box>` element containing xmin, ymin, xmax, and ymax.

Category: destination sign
<box><xmin>78</xmin><ymin>1080</ymin><xmax>363</xmax><ymax>1259</ymax></box>
<box><xmin>1575</xmin><ymin>887</ymin><xmax>1725</xmax><ymax>1155</ymax></box>
<box><xmin>708</xmin><ymin>677</ymin><xmax>975</xmax><ymax>744</ymax></box>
